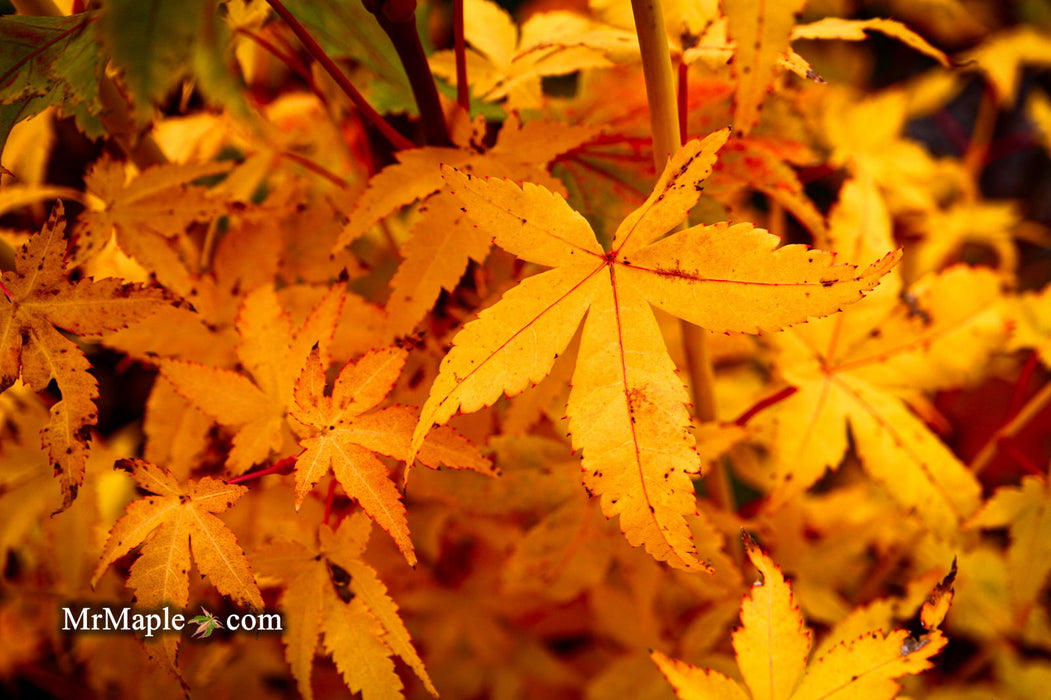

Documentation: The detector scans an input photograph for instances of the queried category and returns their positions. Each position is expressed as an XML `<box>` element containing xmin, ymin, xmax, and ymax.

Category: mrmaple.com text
<box><xmin>61</xmin><ymin>605</ymin><xmax>283</xmax><ymax>638</ymax></box>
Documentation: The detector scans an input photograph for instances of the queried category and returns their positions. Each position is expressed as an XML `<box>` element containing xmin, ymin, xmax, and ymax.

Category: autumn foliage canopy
<box><xmin>1</xmin><ymin>0</ymin><xmax>1050</xmax><ymax>698</ymax></box>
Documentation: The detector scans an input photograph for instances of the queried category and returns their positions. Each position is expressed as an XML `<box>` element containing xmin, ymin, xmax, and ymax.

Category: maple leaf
<box><xmin>0</xmin><ymin>383</ymin><xmax>63</xmax><ymax>560</ymax></box>
<box><xmin>411</xmin><ymin>131</ymin><xmax>899</xmax><ymax>571</ymax></box>
<box><xmin>336</xmin><ymin>113</ymin><xmax>599</xmax><ymax>334</ymax></box>
<box><xmin>428</xmin><ymin>0</ymin><xmax>635</xmax><ymax>110</ymax></box>
<box><xmin>188</xmin><ymin>606</ymin><xmax>224</xmax><ymax>639</ymax></box>
<box><xmin>160</xmin><ymin>285</ymin><xmax>345</xmax><ymax>474</ymax></box>
<box><xmin>72</xmin><ymin>155</ymin><xmax>232</xmax><ymax>296</ymax></box>
<box><xmin>961</xmin><ymin>27</ymin><xmax>1051</xmax><ymax>107</ymax></box>
<box><xmin>337</xmin><ymin>113</ymin><xmax>598</xmax><ymax>249</ymax></box>
<box><xmin>290</xmin><ymin>346</ymin><xmax>492</xmax><ymax>567</ymax></box>
<box><xmin>969</xmin><ymin>476</ymin><xmax>1051</xmax><ymax>622</ymax></box>
<box><xmin>909</xmin><ymin>199</ymin><xmax>1019</xmax><ymax>280</ymax></box>
<box><xmin>104</xmin><ymin>214</ymin><xmax>284</xmax><ymax>364</ymax></box>
<box><xmin>91</xmin><ymin>459</ymin><xmax>263</xmax><ymax>671</ymax></box>
<box><xmin>0</xmin><ymin>203</ymin><xmax>170</xmax><ymax>510</ymax></box>
<box><xmin>254</xmin><ymin>516</ymin><xmax>436</xmax><ymax>700</ymax></box>
<box><xmin>765</xmin><ymin>176</ymin><xmax>1007</xmax><ymax>537</ymax></box>
<box><xmin>98</xmin><ymin>0</ymin><xmax>247</xmax><ymax>121</ymax></box>
<box><xmin>0</xmin><ymin>12</ymin><xmax>105</xmax><ymax>150</ymax></box>
<box><xmin>790</xmin><ymin>17</ymin><xmax>951</xmax><ymax>69</ymax></box>
<box><xmin>707</xmin><ymin>137</ymin><xmax>826</xmax><ymax>238</ymax></box>
<box><xmin>651</xmin><ymin>534</ymin><xmax>952</xmax><ymax>700</ymax></box>
<box><xmin>1011</xmin><ymin>283</ymin><xmax>1051</xmax><ymax>367</ymax></box>
<box><xmin>804</xmin><ymin>560</ymin><xmax>953</xmax><ymax>661</ymax></box>
<box><xmin>722</xmin><ymin>0</ymin><xmax>806</xmax><ymax>136</ymax></box>
<box><xmin>680</xmin><ymin>11</ymin><xmax>948</xmax><ymax>124</ymax></box>
<box><xmin>819</xmin><ymin>86</ymin><xmax>959</xmax><ymax>216</ymax></box>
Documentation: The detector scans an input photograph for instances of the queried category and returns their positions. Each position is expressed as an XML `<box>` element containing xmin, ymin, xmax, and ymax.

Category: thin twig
<box><xmin>970</xmin><ymin>380</ymin><xmax>1051</xmax><ymax>475</ymax></box>
<box><xmin>363</xmin><ymin>0</ymin><xmax>451</xmax><ymax>146</ymax></box>
<box><xmin>453</xmin><ymin>0</ymin><xmax>469</xmax><ymax>113</ymax></box>
<box><xmin>323</xmin><ymin>478</ymin><xmax>338</xmax><ymax>525</ymax></box>
<box><xmin>677</xmin><ymin>59</ymin><xmax>688</xmax><ymax>145</ymax></box>
<box><xmin>734</xmin><ymin>385</ymin><xmax>799</xmax><ymax>426</ymax></box>
<box><xmin>264</xmin><ymin>0</ymin><xmax>415</xmax><ymax>151</ymax></box>
<box><xmin>1008</xmin><ymin>351</ymin><xmax>1040</xmax><ymax>418</ymax></box>
<box><xmin>277</xmin><ymin>150</ymin><xmax>351</xmax><ymax>188</ymax></box>
<box><xmin>963</xmin><ymin>82</ymin><xmax>998</xmax><ymax>179</ymax></box>
<box><xmin>228</xmin><ymin>455</ymin><xmax>297</xmax><ymax>484</ymax></box>
<box><xmin>236</xmin><ymin>26</ymin><xmax>313</xmax><ymax>84</ymax></box>
<box><xmin>199</xmin><ymin>219</ymin><xmax>221</xmax><ymax>270</ymax></box>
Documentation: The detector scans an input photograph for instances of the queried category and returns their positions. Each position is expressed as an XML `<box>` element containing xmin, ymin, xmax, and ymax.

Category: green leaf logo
<box><xmin>188</xmin><ymin>607</ymin><xmax>223</xmax><ymax>639</ymax></box>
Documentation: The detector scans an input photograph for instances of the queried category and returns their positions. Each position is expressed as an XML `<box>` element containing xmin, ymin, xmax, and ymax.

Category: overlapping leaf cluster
<box><xmin>0</xmin><ymin>0</ymin><xmax>1049</xmax><ymax>699</ymax></box>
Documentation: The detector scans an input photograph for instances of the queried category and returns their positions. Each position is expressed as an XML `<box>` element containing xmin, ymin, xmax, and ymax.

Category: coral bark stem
<box><xmin>630</xmin><ymin>0</ymin><xmax>731</xmax><ymax>511</ymax></box>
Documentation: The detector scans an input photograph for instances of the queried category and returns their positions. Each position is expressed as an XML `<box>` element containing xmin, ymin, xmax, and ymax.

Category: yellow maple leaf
<box><xmin>411</xmin><ymin>130</ymin><xmax>898</xmax><ymax>571</ymax></box>
<box><xmin>591</xmin><ymin>0</ymin><xmax>720</xmax><ymax>54</ymax></box>
<box><xmin>428</xmin><ymin>0</ymin><xmax>636</xmax><ymax>110</ymax></box>
<box><xmin>253</xmin><ymin>516</ymin><xmax>436</xmax><ymax>700</ymax></box>
<box><xmin>337</xmin><ymin>113</ymin><xmax>599</xmax><ymax>249</ymax></box>
<box><xmin>336</xmin><ymin>114</ymin><xmax>599</xmax><ymax>334</ymax></box>
<box><xmin>104</xmin><ymin>217</ymin><xmax>285</xmax><ymax>366</ymax></box>
<box><xmin>160</xmin><ymin>285</ymin><xmax>345</xmax><ymax>474</ymax></box>
<box><xmin>791</xmin><ymin>18</ymin><xmax>951</xmax><ymax>68</ymax></box>
<box><xmin>1009</xmin><ymin>283</ymin><xmax>1051</xmax><ymax>368</ymax></box>
<box><xmin>820</xmin><ymin>87</ymin><xmax>952</xmax><ymax>216</ymax></box>
<box><xmin>0</xmin><ymin>384</ymin><xmax>63</xmax><ymax>559</ymax></box>
<box><xmin>908</xmin><ymin>199</ymin><xmax>1019</xmax><ymax>280</ymax></box>
<box><xmin>91</xmin><ymin>458</ymin><xmax>263</xmax><ymax>671</ymax></box>
<box><xmin>765</xmin><ymin>175</ymin><xmax>1006</xmax><ymax>536</ymax></box>
<box><xmin>386</xmin><ymin>190</ymin><xmax>494</xmax><ymax>336</ymax></box>
<box><xmin>0</xmin><ymin>203</ymin><xmax>171</xmax><ymax>510</ymax></box>
<box><xmin>969</xmin><ymin>476</ymin><xmax>1051</xmax><ymax>622</ymax></box>
<box><xmin>652</xmin><ymin>534</ymin><xmax>952</xmax><ymax>700</ymax></box>
<box><xmin>961</xmin><ymin>27</ymin><xmax>1051</xmax><ymax>106</ymax></box>
<box><xmin>290</xmin><ymin>346</ymin><xmax>492</xmax><ymax>567</ymax></box>
<box><xmin>723</xmin><ymin>0</ymin><xmax>806</xmax><ymax>136</ymax></box>
<box><xmin>706</xmin><ymin>137</ymin><xmax>826</xmax><ymax>238</ymax></box>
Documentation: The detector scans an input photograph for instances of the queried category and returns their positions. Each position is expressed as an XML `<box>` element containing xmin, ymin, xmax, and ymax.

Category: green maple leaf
<box><xmin>0</xmin><ymin>12</ymin><xmax>105</xmax><ymax>151</ymax></box>
<box><xmin>188</xmin><ymin>607</ymin><xmax>223</xmax><ymax>639</ymax></box>
<box><xmin>98</xmin><ymin>0</ymin><xmax>246</xmax><ymax>121</ymax></box>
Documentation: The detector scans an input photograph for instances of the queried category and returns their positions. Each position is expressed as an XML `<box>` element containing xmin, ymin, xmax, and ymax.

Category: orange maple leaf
<box><xmin>290</xmin><ymin>346</ymin><xmax>493</xmax><ymax>567</ymax></box>
<box><xmin>91</xmin><ymin>458</ymin><xmax>263</xmax><ymax>672</ymax></box>
<box><xmin>253</xmin><ymin>515</ymin><xmax>436</xmax><ymax>700</ymax></box>
<box><xmin>0</xmin><ymin>203</ymin><xmax>171</xmax><ymax>510</ymax></box>
<box><xmin>72</xmin><ymin>155</ymin><xmax>232</xmax><ymax>295</ymax></box>
<box><xmin>651</xmin><ymin>534</ymin><xmax>953</xmax><ymax>700</ymax></box>
<box><xmin>159</xmin><ymin>285</ymin><xmax>345</xmax><ymax>475</ymax></box>
<box><xmin>411</xmin><ymin>130</ymin><xmax>899</xmax><ymax>571</ymax></box>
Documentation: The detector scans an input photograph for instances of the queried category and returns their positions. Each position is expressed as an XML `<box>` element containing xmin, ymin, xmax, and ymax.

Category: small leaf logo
<box><xmin>188</xmin><ymin>607</ymin><xmax>224</xmax><ymax>639</ymax></box>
